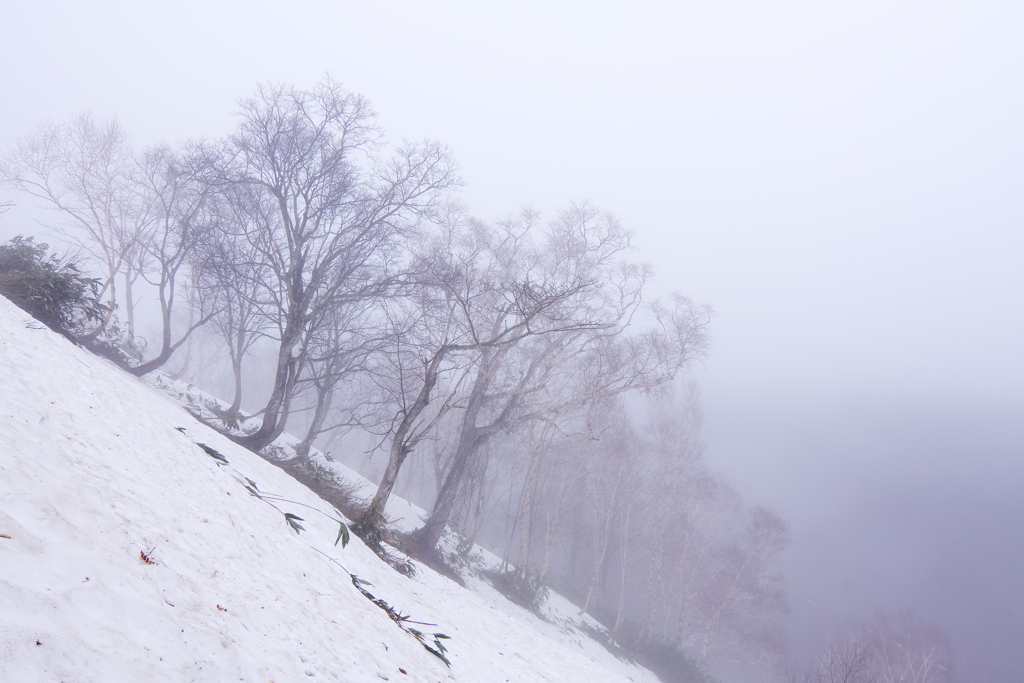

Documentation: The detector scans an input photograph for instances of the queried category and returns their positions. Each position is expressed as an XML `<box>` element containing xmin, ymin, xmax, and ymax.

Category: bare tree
<box><xmin>406</xmin><ymin>204</ymin><xmax>711</xmax><ymax>556</ymax></box>
<box><xmin>290</xmin><ymin>295</ymin><xmax>382</xmax><ymax>458</ymax></box>
<box><xmin>692</xmin><ymin>506</ymin><xmax>789</xmax><ymax>666</ymax></box>
<box><xmin>2</xmin><ymin>116</ymin><xmax>217</xmax><ymax>373</ymax></box>
<box><xmin>360</xmin><ymin>208</ymin><xmax>616</xmax><ymax>535</ymax></box>
<box><xmin>193</xmin><ymin>183</ymin><xmax>272</xmax><ymax>413</ymax></box>
<box><xmin>818</xmin><ymin>635</ymin><xmax>873</xmax><ymax>683</ymax></box>
<box><xmin>417</xmin><ymin>305</ymin><xmax>711</xmax><ymax>558</ymax></box>
<box><xmin>786</xmin><ymin>660</ymin><xmax>821</xmax><ymax>683</ymax></box>
<box><xmin>1</xmin><ymin>114</ymin><xmax>149</xmax><ymax>335</ymax></box>
<box><xmin>356</xmin><ymin>303</ymin><xmax>471</xmax><ymax>533</ymax></box>
<box><xmin>864</xmin><ymin>611</ymin><xmax>956</xmax><ymax>683</ymax></box>
<box><xmin>128</xmin><ymin>143</ymin><xmax>220</xmax><ymax>375</ymax></box>
<box><xmin>800</xmin><ymin>612</ymin><xmax>957</xmax><ymax>683</ymax></box>
<box><xmin>217</xmin><ymin>77</ymin><xmax>458</xmax><ymax>451</ymax></box>
<box><xmin>663</xmin><ymin>469</ymin><xmax>741</xmax><ymax>643</ymax></box>
<box><xmin>576</xmin><ymin>399</ymin><xmax>649</xmax><ymax>621</ymax></box>
<box><xmin>638</xmin><ymin>383</ymin><xmax>706</xmax><ymax>640</ymax></box>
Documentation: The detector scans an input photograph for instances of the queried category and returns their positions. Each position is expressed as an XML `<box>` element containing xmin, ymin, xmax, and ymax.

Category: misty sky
<box><xmin>2</xmin><ymin>2</ymin><xmax>1022</xmax><ymax>680</ymax></box>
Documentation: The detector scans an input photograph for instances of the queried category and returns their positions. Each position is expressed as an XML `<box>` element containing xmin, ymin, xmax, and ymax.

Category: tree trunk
<box><xmin>539</xmin><ymin>455</ymin><xmax>581</xmax><ymax>581</ymax></box>
<box><xmin>409</xmin><ymin>420</ymin><xmax>482</xmax><ymax>553</ymax></box>
<box><xmin>409</xmin><ymin>350</ymin><xmax>505</xmax><ymax>554</ymax></box>
<box><xmin>466</xmin><ymin>481</ymin><xmax>489</xmax><ymax>549</ymax></box>
<box><xmin>581</xmin><ymin>513</ymin><xmax>612</xmax><ymax>616</ymax></box>
<box><xmin>613</xmin><ymin>503</ymin><xmax>634</xmax><ymax>634</ymax></box>
<box><xmin>361</xmin><ymin>348</ymin><xmax>447</xmax><ymax>530</ymax></box>
<box><xmin>227</xmin><ymin>351</ymin><xmax>244</xmax><ymax>414</ymax></box>
<box><xmin>295</xmin><ymin>382</ymin><xmax>334</xmax><ymax>457</ymax></box>
<box><xmin>129</xmin><ymin>263</ymin><xmax>210</xmax><ymax>378</ymax></box>
<box><xmin>124</xmin><ymin>265</ymin><xmax>136</xmax><ymax>342</ymax></box>
<box><xmin>234</xmin><ymin>321</ymin><xmax>302</xmax><ymax>450</ymax></box>
<box><xmin>129</xmin><ymin>273</ymin><xmax>174</xmax><ymax>376</ymax></box>
<box><xmin>225</xmin><ymin>319</ymin><xmax>249</xmax><ymax>414</ymax></box>
<box><xmin>170</xmin><ymin>335</ymin><xmax>192</xmax><ymax>381</ymax></box>
<box><xmin>515</xmin><ymin>437</ymin><xmax>544</xmax><ymax>577</ymax></box>
<box><xmin>639</xmin><ymin>529</ymin><xmax>667</xmax><ymax>641</ymax></box>
<box><xmin>364</xmin><ymin>443</ymin><xmax>411</xmax><ymax>526</ymax></box>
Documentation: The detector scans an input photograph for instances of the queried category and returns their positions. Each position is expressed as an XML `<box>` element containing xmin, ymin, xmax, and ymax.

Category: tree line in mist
<box><xmin>0</xmin><ymin>77</ymin><xmax>958</xmax><ymax>682</ymax></box>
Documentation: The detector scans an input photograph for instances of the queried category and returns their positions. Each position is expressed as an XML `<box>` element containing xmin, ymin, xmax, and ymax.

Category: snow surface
<box><xmin>0</xmin><ymin>295</ymin><xmax>659</xmax><ymax>683</ymax></box>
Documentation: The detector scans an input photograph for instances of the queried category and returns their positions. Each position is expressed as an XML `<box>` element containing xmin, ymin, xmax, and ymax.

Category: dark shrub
<box><xmin>279</xmin><ymin>454</ymin><xmax>366</xmax><ymax>522</ymax></box>
<box><xmin>484</xmin><ymin>567</ymin><xmax>550</xmax><ymax>615</ymax></box>
<box><xmin>0</xmin><ymin>235</ymin><xmax>107</xmax><ymax>337</ymax></box>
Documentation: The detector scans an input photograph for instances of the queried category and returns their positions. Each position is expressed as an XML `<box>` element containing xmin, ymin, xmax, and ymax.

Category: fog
<box><xmin>2</xmin><ymin>2</ymin><xmax>1022</xmax><ymax>681</ymax></box>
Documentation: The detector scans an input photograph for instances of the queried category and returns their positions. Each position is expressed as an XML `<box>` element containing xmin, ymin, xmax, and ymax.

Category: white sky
<box><xmin>3</xmin><ymin>1</ymin><xmax>1023</xmax><ymax>679</ymax></box>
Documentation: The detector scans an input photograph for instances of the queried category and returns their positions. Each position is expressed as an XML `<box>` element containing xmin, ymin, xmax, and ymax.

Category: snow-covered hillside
<box><xmin>0</xmin><ymin>295</ymin><xmax>659</xmax><ymax>683</ymax></box>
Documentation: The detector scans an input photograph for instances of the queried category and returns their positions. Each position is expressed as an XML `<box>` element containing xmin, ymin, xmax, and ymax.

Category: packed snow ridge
<box><xmin>0</xmin><ymin>294</ymin><xmax>659</xmax><ymax>683</ymax></box>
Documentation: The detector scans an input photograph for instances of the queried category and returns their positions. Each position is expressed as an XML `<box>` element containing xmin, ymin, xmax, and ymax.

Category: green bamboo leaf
<box><xmin>427</xmin><ymin>647</ymin><xmax>451</xmax><ymax>667</ymax></box>
<box><xmin>196</xmin><ymin>443</ymin><xmax>229</xmax><ymax>466</ymax></box>
<box><xmin>284</xmin><ymin>512</ymin><xmax>305</xmax><ymax>533</ymax></box>
<box><xmin>335</xmin><ymin>521</ymin><xmax>350</xmax><ymax>548</ymax></box>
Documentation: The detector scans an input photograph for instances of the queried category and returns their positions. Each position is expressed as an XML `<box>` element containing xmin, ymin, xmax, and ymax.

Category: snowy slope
<box><xmin>0</xmin><ymin>295</ymin><xmax>658</xmax><ymax>683</ymax></box>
